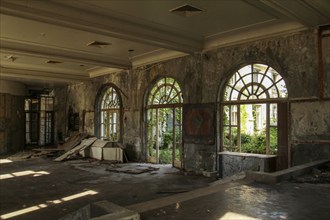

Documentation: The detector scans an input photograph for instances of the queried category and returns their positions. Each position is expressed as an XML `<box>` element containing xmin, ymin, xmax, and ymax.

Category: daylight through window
<box><xmin>222</xmin><ymin>64</ymin><xmax>288</xmax><ymax>155</ymax></box>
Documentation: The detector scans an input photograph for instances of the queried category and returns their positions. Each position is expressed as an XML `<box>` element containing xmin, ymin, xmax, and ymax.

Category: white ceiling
<box><xmin>0</xmin><ymin>0</ymin><xmax>329</xmax><ymax>89</ymax></box>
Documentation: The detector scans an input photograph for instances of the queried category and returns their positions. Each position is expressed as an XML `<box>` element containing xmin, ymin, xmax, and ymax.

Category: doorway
<box><xmin>145</xmin><ymin>77</ymin><xmax>183</xmax><ymax>168</ymax></box>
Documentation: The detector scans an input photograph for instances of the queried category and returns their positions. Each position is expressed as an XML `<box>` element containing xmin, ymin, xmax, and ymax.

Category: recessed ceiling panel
<box><xmin>77</xmin><ymin>0</ymin><xmax>278</xmax><ymax>37</ymax></box>
<box><xmin>0</xmin><ymin>14</ymin><xmax>159</xmax><ymax>58</ymax></box>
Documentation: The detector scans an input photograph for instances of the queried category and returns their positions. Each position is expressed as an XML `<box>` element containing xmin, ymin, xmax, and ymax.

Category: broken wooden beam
<box><xmin>54</xmin><ymin>137</ymin><xmax>97</xmax><ymax>161</ymax></box>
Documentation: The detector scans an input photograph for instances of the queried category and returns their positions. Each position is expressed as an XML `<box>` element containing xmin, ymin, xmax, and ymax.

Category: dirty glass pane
<box><xmin>223</xmin><ymin>126</ymin><xmax>230</xmax><ymax>151</ymax></box>
<box><xmin>277</xmin><ymin>79</ymin><xmax>288</xmax><ymax>98</ymax></box>
<box><xmin>40</xmin><ymin>97</ymin><xmax>45</xmax><ymax>111</ymax></box>
<box><xmin>242</xmin><ymin>74</ymin><xmax>252</xmax><ymax>86</ymax></box>
<box><xmin>101</xmin><ymin>87</ymin><xmax>120</xmax><ymax>109</ymax></box>
<box><xmin>148</xmin><ymin>77</ymin><xmax>182</xmax><ymax>105</ymax></box>
<box><xmin>230</xmin><ymin>127</ymin><xmax>238</xmax><ymax>152</ymax></box>
<box><xmin>147</xmin><ymin>109</ymin><xmax>157</xmax><ymax>159</ymax></box>
<box><xmin>270</xmin><ymin>104</ymin><xmax>278</xmax><ymax>126</ymax></box>
<box><xmin>231</xmin><ymin>105</ymin><xmax>238</xmax><ymax>126</ymax></box>
<box><xmin>238</xmin><ymin>65</ymin><xmax>251</xmax><ymax>77</ymax></box>
<box><xmin>24</xmin><ymin>99</ymin><xmax>30</xmax><ymax>111</ymax></box>
<box><xmin>223</xmin><ymin>105</ymin><xmax>230</xmax><ymax>125</ymax></box>
<box><xmin>174</xmin><ymin>107</ymin><xmax>182</xmax><ymax>162</ymax></box>
<box><xmin>270</xmin><ymin>126</ymin><xmax>278</xmax><ymax>155</ymax></box>
<box><xmin>31</xmin><ymin>99</ymin><xmax>39</xmax><ymax>111</ymax></box>
<box><xmin>253</xmin><ymin>63</ymin><xmax>268</xmax><ymax>74</ymax></box>
<box><xmin>46</xmin><ymin>98</ymin><xmax>54</xmax><ymax>111</ymax></box>
<box><xmin>231</xmin><ymin>89</ymin><xmax>239</xmax><ymax>101</ymax></box>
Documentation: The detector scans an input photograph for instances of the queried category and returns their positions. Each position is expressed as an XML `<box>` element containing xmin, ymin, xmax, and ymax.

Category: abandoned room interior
<box><xmin>0</xmin><ymin>0</ymin><xmax>330</xmax><ymax>219</ymax></box>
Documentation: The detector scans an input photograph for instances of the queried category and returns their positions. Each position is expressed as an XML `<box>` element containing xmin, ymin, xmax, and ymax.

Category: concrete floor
<box><xmin>0</xmin><ymin>156</ymin><xmax>329</xmax><ymax>220</ymax></box>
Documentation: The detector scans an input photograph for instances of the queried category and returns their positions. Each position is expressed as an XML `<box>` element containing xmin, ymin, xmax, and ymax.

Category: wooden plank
<box><xmin>55</xmin><ymin>137</ymin><xmax>97</xmax><ymax>161</ymax></box>
<box><xmin>58</xmin><ymin>133</ymin><xmax>88</xmax><ymax>152</ymax></box>
<box><xmin>32</xmin><ymin>148</ymin><xmax>63</xmax><ymax>152</ymax></box>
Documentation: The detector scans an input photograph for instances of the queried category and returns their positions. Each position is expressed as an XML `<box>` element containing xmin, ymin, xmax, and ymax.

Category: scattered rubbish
<box><xmin>156</xmin><ymin>189</ymin><xmax>188</xmax><ymax>194</ymax></box>
<box><xmin>292</xmin><ymin>163</ymin><xmax>330</xmax><ymax>184</ymax></box>
<box><xmin>32</xmin><ymin>148</ymin><xmax>64</xmax><ymax>158</ymax></box>
<box><xmin>106</xmin><ymin>165</ymin><xmax>159</xmax><ymax>174</ymax></box>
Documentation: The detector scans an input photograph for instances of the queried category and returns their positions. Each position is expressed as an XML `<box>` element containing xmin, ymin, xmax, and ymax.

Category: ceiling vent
<box><xmin>46</xmin><ymin>60</ymin><xmax>63</xmax><ymax>64</ymax></box>
<box><xmin>87</xmin><ymin>41</ymin><xmax>111</xmax><ymax>48</ymax></box>
<box><xmin>170</xmin><ymin>4</ymin><xmax>204</xmax><ymax>18</ymax></box>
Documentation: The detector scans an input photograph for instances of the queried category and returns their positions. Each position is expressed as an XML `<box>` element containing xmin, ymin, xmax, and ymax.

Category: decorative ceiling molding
<box><xmin>132</xmin><ymin>49</ymin><xmax>188</xmax><ymax>68</ymax></box>
<box><xmin>89</xmin><ymin>67</ymin><xmax>121</xmax><ymax>78</ymax></box>
<box><xmin>0</xmin><ymin>0</ymin><xmax>202</xmax><ymax>54</ymax></box>
<box><xmin>0</xmin><ymin>38</ymin><xmax>132</xmax><ymax>69</ymax></box>
<box><xmin>0</xmin><ymin>67</ymin><xmax>90</xmax><ymax>83</ymax></box>
<box><xmin>259</xmin><ymin>0</ymin><xmax>330</xmax><ymax>27</ymax></box>
<box><xmin>204</xmin><ymin>21</ymin><xmax>307</xmax><ymax>51</ymax></box>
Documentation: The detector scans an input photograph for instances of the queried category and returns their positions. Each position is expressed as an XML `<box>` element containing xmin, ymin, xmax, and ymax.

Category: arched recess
<box><xmin>95</xmin><ymin>83</ymin><xmax>123</xmax><ymax>142</ymax></box>
<box><xmin>220</xmin><ymin>63</ymin><xmax>289</xmax><ymax>169</ymax></box>
<box><xmin>145</xmin><ymin>77</ymin><xmax>183</xmax><ymax>167</ymax></box>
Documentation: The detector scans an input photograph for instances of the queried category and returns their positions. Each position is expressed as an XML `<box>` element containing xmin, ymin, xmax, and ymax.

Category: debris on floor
<box><xmin>106</xmin><ymin>164</ymin><xmax>160</xmax><ymax>174</ymax></box>
<box><xmin>5</xmin><ymin>151</ymin><xmax>34</xmax><ymax>160</ymax></box>
<box><xmin>53</xmin><ymin>133</ymin><xmax>127</xmax><ymax>163</ymax></box>
<box><xmin>32</xmin><ymin>148</ymin><xmax>64</xmax><ymax>158</ymax></box>
<box><xmin>55</xmin><ymin>137</ymin><xmax>97</xmax><ymax>161</ymax></box>
<box><xmin>293</xmin><ymin>163</ymin><xmax>330</xmax><ymax>184</ymax></box>
<box><xmin>57</xmin><ymin>132</ymin><xmax>89</xmax><ymax>152</ymax></box>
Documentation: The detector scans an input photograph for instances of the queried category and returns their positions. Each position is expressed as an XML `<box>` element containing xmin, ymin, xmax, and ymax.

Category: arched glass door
<box><xmin>146</xmin><ymin>77</ymin><xmax>183</xmax><ymax>167</ymax></box>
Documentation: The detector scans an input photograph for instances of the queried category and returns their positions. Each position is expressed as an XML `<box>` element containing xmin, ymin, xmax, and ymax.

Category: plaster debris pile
<box><xmin>53</xmin><ymin>133</ymin><xmax>126</xmax><ymax>162</ymax></box>
<box><xmin>106</xmin><ymin>164</ymin><xmax>159</xmax><ymax>174</ymax></box>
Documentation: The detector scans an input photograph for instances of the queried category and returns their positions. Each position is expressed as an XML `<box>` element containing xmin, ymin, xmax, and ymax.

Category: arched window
<box><xmin>100</xmin><ymin>86</ymin><xmax>121</xmax><ymax>141</ymax></box>
<box><xmin>146</xmin><ymin>77</ymin><xmax>183</xmax><ymax>167</ymax></box>
<box><xmin>221</xmin><ymin>64</ymin><xmax>288</xmax><ymax>155</ymax></box>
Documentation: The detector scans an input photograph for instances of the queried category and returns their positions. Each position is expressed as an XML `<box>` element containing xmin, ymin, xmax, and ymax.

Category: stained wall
<box><xmin>55</xmin><ymin>28</ymin><xmax>330</xmax><ymax>172</ymax></box>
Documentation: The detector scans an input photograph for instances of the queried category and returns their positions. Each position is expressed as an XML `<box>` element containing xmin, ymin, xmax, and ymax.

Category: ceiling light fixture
<box><xmin>170</xmin><ymin>4</ymin><xmax>204</xmax><ymax>18</ymax></box>
<box><xmin>87</xmin><ymin>40</ymin><xmax>111</xmax><ymax>48</ymax></box>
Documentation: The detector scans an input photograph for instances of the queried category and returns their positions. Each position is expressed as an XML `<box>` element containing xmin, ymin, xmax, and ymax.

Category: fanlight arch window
<box><xmin>222</xmin><ymin>64</ymin><xmax>288</xmax><ymax>155</ymax></box>
<box><xmin>148</xmin><ymin>77</ymin><xmax>183</xmax><ymax>106</ymax></box>
<box><xmin>100</xmin><ymin>87</ymin><xmax>120</xmax><ymax>141</ymax></box>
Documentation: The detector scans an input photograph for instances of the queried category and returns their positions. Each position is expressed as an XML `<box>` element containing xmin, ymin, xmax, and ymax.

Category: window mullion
<box><xmin>266</xmin><ymin>103</ymin><xmax>270</xmax><ymax>155</ymax></box>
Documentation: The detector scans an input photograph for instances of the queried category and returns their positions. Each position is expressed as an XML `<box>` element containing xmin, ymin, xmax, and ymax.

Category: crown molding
<box><xmin>0</xmin><ymin>67</ymin><xmax>90</xmax><ymax>83</ymax></box>
<box><xmin>0</xmin><ymin>0</ymin><xmax>202</xmax><ymax>54</ymax></box>
<box><xmin>0</xmin><ymin>38</ymin><xmax>131</xmax><ymax>69</ymax></box>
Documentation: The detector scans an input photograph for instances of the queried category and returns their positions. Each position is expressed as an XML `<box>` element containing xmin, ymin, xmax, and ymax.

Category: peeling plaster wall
<box><xmin>0</xmin><ymin>80</ymin><xmax>26</xmax><ymax>154</ymax></box>
<box><xmin>55</xmin><ymin>28</ymin><xmax>328</xmax><ymax>172</ymax></box>
<box><xmin>291</xmin><ymin>101</ymin><xmax>330</xmax><ymax>165</ymax></box>
<box><xmin>0</xmin><ymin>93</ymin><xmax>25</xmax><ymax>154</ymax></box>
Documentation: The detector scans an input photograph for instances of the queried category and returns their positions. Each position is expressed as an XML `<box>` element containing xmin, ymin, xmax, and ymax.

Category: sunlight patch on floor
<box><xmin>0</xmin><ymin>170</ymin><xmax>50</xmax><ymax>180</ymax></box>
<box><xmin>0</xmin><ymin>190</ymin><xmax>98</xmax><ymax>219</ymax></box>
<box><xmin>219</xmin><ymin>211</ymin><xmax>259</xmax><ymax>220</ymax></box>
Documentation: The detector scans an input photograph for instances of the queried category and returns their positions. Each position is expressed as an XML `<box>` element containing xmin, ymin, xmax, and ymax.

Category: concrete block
<box><xmin>103</xmin><ymin>148</ymin><xmax>123</xmax><ymax>162</ymax></box>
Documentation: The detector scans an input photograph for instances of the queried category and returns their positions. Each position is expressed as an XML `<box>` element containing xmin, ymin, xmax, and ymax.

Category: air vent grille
<box><xmin>46</xmin><ymin>60</ymin><xmax>63</xmax><ymax>64</ymax></box>
<box><xmin>87</xmin><ymin>41</ymin><xmax>111</xmax><ymax>48</ymax></box>
<box><xmin>170</xmin><ymin>4</ymin><xmax>204</xmax><ymax>18</ymax></box>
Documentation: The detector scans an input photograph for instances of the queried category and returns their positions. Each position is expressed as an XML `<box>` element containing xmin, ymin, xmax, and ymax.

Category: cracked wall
<box><xmin>55</xmin><ymin>28</ymin><xmax>329</xmax><ymax>172</ymax></box>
